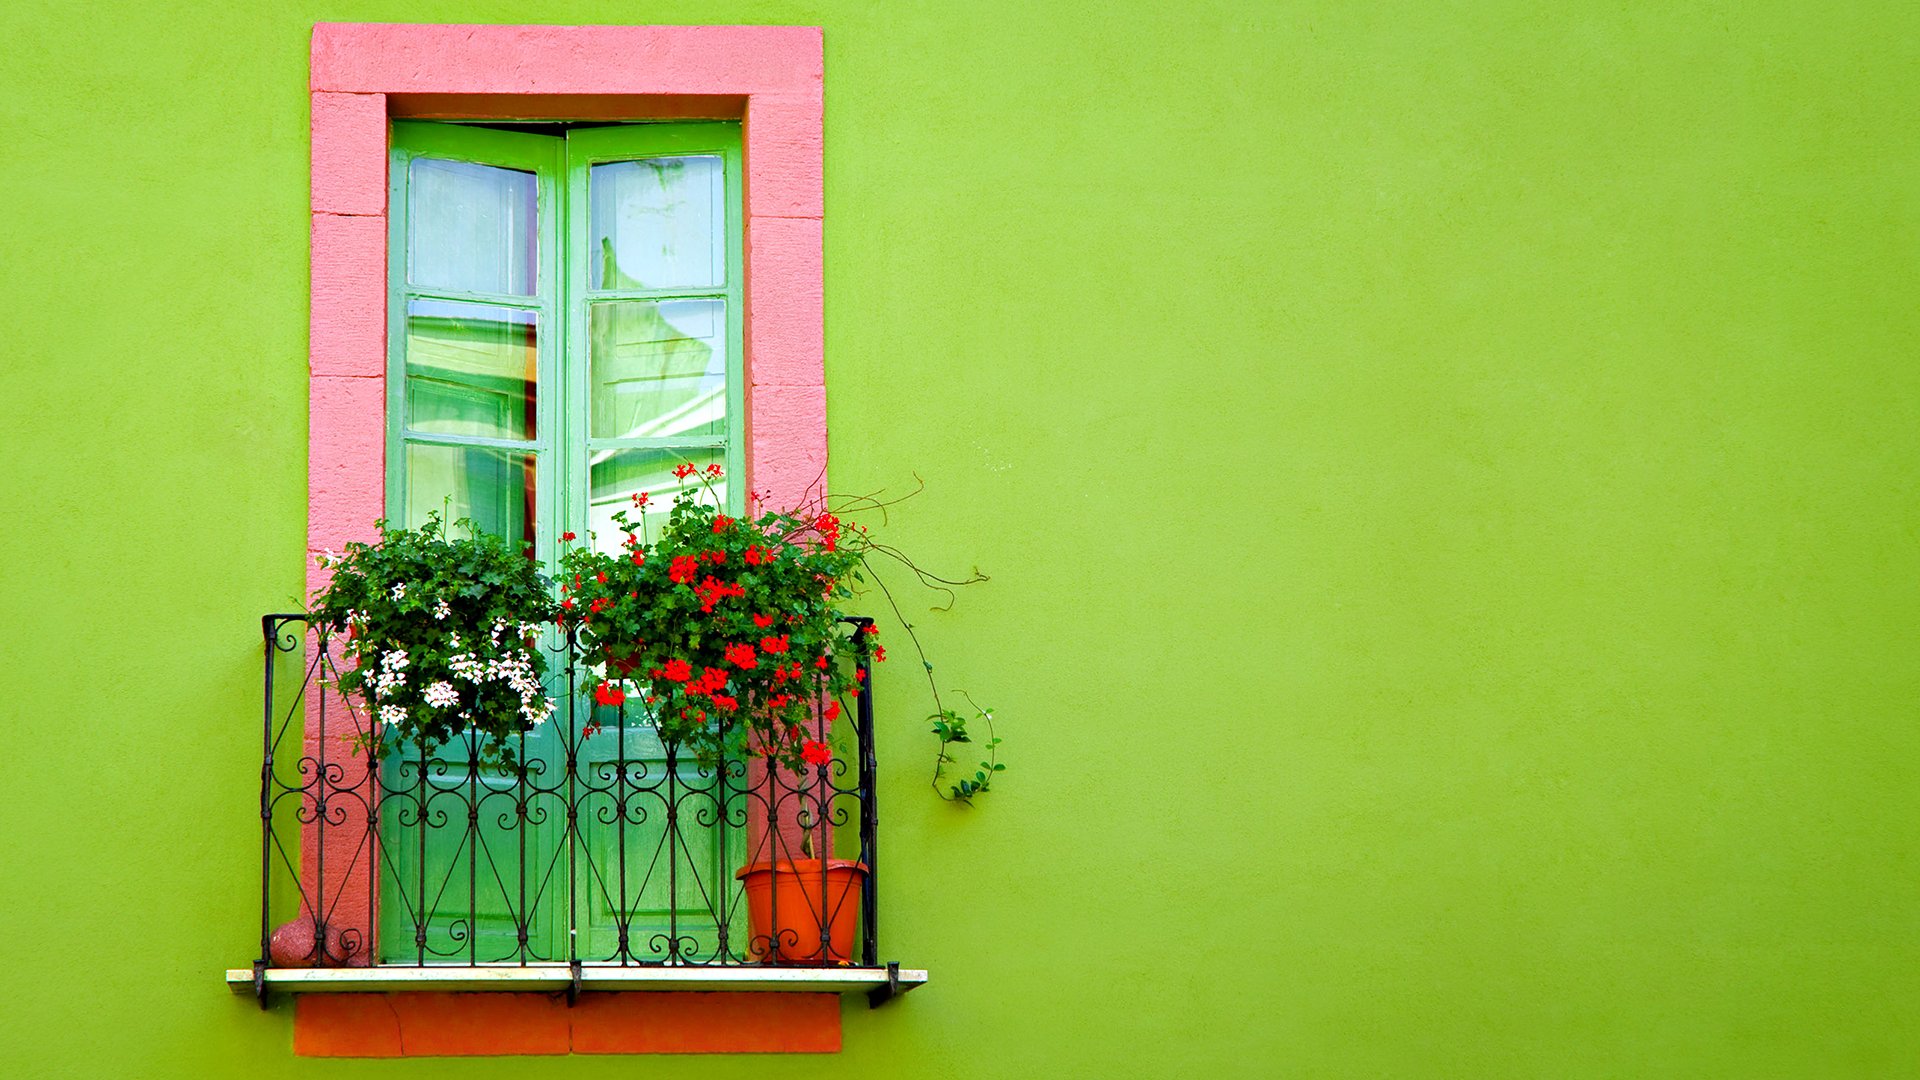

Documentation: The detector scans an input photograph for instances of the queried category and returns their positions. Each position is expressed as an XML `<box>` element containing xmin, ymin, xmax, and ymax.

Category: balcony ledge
<box><xmin>226</xmin><ymin>963</ymin><xmax>927</xmax><ymax>1004</ymax></box>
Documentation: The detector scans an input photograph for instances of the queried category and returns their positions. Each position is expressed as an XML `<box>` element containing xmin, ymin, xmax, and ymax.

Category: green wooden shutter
<box><xmin>380</xmin><ymin>122</ymin><xmax>567</xmax><ymax>964</ymax></box>
<box><xmin>564</xmin><ymin>123</ymin><xmax>746</xmax><ymax>962</ymax></box>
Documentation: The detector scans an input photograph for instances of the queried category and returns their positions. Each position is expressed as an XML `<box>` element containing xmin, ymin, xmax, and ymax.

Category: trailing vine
<box><xmin>817</xmin><ymin>475</ymin><xmax>1004</xmax><ymax>804</ymax></box>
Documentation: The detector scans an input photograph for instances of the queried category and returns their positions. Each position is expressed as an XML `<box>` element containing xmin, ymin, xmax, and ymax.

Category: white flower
<box><xmin>370</xmin><ymin>649</ymin><xmax>409</xmax><ymax>697</ymax></box>
<box><xmin>379</xmin><ymin>704</ymin><xmax>407</xmax><ymax>726</ymax></box>
<box><xmin>423</xmin><ymin>681</ymin><xmax>458</xmax><ymax>709</ymax></box>
<box><xmin>390</xmin><ymin>582</ymin><xmax>407</xmax><ymax>601</ymax></box>
<box><xmin>433</xmin><ymin>599</ymin><xmax>451</xmax><ymax>621</ymax></box>
<box><xmin>521</xmin><ymin>696</ymin><xmax>555</xmax><ymax>725</ymax></box>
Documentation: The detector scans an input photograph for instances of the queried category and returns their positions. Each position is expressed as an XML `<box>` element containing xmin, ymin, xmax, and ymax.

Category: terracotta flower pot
<box><xmin>734</xmin><ymin>859</ymin><xmax>867</xmax><ymax>965</ymax></box>
<box><xmin>268</xmin><ymin>916</ymin><xmax>359</xmax><ymax>968</ymax></box>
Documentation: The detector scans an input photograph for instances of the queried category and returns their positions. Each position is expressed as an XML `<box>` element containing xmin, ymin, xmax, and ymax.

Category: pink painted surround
<box><xmin>300</xmin><ymin>23</ymin><xmax>829</xmax><ymax>1054</ymax></box>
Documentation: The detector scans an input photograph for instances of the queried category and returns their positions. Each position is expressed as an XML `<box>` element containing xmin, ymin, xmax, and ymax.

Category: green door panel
<box><xmin>378</xmin><ymin>735</ymin><xmax>568</xmax><ymax>963</ymax></box>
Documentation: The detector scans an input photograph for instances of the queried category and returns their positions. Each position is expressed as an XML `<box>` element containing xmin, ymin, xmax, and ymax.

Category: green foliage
<box><xmin>308</xmin><ymin>512</ymin><xmax>559</xmax><ymax>765</ymax></box>
<box><xmin>309</xmin><ymin>474</ymin><xmax>1005</xmax><ymax>794</ymax></box>
<box><xmin>555</xmin><ymin>466</ymin><xmax>868</xmax><ymax>772</ymax></box>
<box><xmin>930</xmin><ymin>695</ymin><xmax>1005</xmax><ymax>803</ymax></box>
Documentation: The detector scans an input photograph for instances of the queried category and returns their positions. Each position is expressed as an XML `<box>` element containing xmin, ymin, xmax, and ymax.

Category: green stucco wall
<box><xmin>3</xmin><ymin>2</ymin><xmax>1917</xmax><ymax>1076</ymax></box>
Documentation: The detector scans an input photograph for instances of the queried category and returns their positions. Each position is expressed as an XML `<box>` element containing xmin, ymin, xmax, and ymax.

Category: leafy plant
<box><xmin>555</xmin><ymin>465</ymin><xmax>868</xmax><ymax>772</ymax></box>
<box><xmin>556</xmin><ymin>465</ymin><xmax>1005</xmax><ymax>797</ymax></box>
<box><xmin>309</xmin><ymin>472</ymin><xmax>1004</xmax><ymax>800</ymax></box>
<box><xmin>309</xmin><ymin>512</ymin><xmax>559</xmax><ymax>765</ymax></box>
<box><xmin>930</xmin><ymin>693</ymin><xmax>1004</xmax><ymax>803</ymax></box>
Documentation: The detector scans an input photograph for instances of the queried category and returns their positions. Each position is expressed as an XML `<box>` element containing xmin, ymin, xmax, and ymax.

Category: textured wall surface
<box><xmin>1</xmin><ymin>2</ymin><xmax>1917</xmax><ymax>1077</ymax></box>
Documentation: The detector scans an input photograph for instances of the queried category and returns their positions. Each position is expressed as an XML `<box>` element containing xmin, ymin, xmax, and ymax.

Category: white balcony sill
<box><xmin>225</xmin><ymin>963</ymin><xmax>927</xmax><ymax>1001</ymax></box>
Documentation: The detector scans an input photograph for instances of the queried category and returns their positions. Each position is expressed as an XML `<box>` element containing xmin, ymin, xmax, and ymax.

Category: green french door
<box><xmin>377</xmin><ymin>119</ymin><xmax>745</xmax><ymax>964</ymax></box>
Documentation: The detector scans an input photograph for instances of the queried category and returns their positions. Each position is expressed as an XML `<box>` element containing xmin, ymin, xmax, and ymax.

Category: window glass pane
<box><xmin>409</xmin><ymin>158</ymin><xmax>538</xmax><ymax>296</ymax></box>
<box><xmin>587</xmin><ymin>447</ymin><xmax>725</xmax><ymax>553</ymax></box>
<box><xmin>404</xmin><ymin>301</ymin><xmax>538</xmax><ymax>440</ymax></box>
<box><xmin>588</xmin><ymin>156</ymin><xmax>723</xmax><ymax>290</ymax></box>
<box><xmin>589</xmin><ymin>300</ymin><xmax>726</xmax><ymax>440</ymax></box>
<box><xmin>404</xmin><ymin>442</ymin><xmax>537</xmax><ymax>547</ymax></box>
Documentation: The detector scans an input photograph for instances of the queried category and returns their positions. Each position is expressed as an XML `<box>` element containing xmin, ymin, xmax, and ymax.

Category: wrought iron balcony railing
<box><xmin>248</xmin><ymin>613</ymin><xmax>899</xmax><ymax>1003</ymax></box>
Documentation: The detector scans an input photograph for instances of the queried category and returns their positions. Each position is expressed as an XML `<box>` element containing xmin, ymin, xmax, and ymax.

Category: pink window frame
<box><xmin>302</xmin><ymin>22</ymin><xmax>825</xmax><ymax>975</ymax></box>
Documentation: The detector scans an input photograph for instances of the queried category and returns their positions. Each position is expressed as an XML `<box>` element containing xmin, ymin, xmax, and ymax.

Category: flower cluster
<box><xmin>310</xmin><ymin>512</ymin><xmax>559</xmax><ymax>766</ymax></box>
<box><xmin>556</xmin><ymin>466</ymin><xmax>877</xmax><ymax>771</ymax></box>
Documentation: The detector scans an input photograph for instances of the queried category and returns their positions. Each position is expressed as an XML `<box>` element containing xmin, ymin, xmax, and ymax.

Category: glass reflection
<box><xmin>588</xmin><ymin>299</ymin><xmax>725</xmax><ymax>440</ymax></box>
<box><xmin>408</xmin><ymin>158</ymin><xmax>538</xmax><ymax>296</ymax></box>
<box><xmin>589</xmin><ymin>156</ymin><xmax>723</xmax><ymax>290</ymax></box>
<box><xmin>404</xmin><ymin>300</ymin><xmax>537</xmax><ymax>441</ymax></box>
<box><xmin>586</xmin><ymin>447</ymin><xmax>725</xmax><ymax>553</ymax></box>
<box><xmin>404</xmin><ymin>442</ymin><xmax>537</xmax><ymax>547</ymax></box>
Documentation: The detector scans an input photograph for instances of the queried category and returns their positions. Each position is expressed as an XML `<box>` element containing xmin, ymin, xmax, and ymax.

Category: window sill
<box><xmin>226</xmin><ymin>963</ymin><xmax>926</xmax><ymax>1003</ymax></box>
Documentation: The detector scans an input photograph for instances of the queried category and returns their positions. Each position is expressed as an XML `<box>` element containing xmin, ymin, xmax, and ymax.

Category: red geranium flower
<box><xmin>873</xmin><ymin>645</ymin><xmax>887</xmax><ymax>662</ymax></box>
<box><xmin>632</xmin><ymin>551</ymin><xmax>646</xmax><ymax>566</ymax></box>
<box><xmin>673</xmin><ymin>463</ymin><xmax>696</xmax><ymax>479</ymax></box>
<box><xmin>801</xmin><ymin>739</ymin><xmax>833</xmax><ymax>767</ymax></box>
<box><xmin>632</xmin><ymin>492</ymin><xmax>649</xmax><ymax>507</ymax></box>
<box><xmin>596</xmin><ymin>572</ymin><xmax>607</xmax><ymax>583</ymax></box>
<box><xmin>662</xmin><ymin>659</ymin><xmax>692</xmax><ymax>682</ymax></box>
<box><xmin>705</xmin><ymin>464</ymin><xmax>724</xmax><ymax>477</ymax></box>
<box><xmin>692</xmin><ymin>575</ymin><xmax>745</xmax><ymax>612</ymax></box>
<box><xmin>711</xmin><ymin>515</ymin><xmax>735</xmax><ymax>534</ymax></box>
<box><xmin>824</xmin><ymin>701</ymin><xmax>842</xmax><ymax>722</ymax></box>
<box><xmin>669</xmin><ymin>556</ymin><xmax>700</xmax><ymax>584</ymax></box>
<box><xmin>759</xmin><ymin>634</ymin><xmax>790</xmax><ymax>655</ymax></box>
<box><xmin>595</xmin><ymin>682</ymin><xmax>626</xmax><ymax>707</ymax></box>
<box><xmin>752</xmin><ymin>613</ymin><xmax>775</xmax><ymax>629</ymax></box>
<box><xmin>724</xmin><ymin>642</ymin><xmax>758</xmax><ymax>668</ymax></box>
<box><xmin>812</xmin><ymin>512</ymin><xmax>841</xmax><ymax>552</ymax></box>
<box><xmin>561</xmin><ymin>531</ymin><xmax>577</xmax><ymax>541</ymax></box>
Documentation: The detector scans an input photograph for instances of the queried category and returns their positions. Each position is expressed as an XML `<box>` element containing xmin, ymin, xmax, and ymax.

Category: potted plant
<box><xmin>310</xmin><ymin>512</ymin><xmax>560</xmax><ymax>766</ymax></box>
<box><xmin>557</xmin><ymin>465</ymin><xmax>878</xmax><ymax>962</ymax></box>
